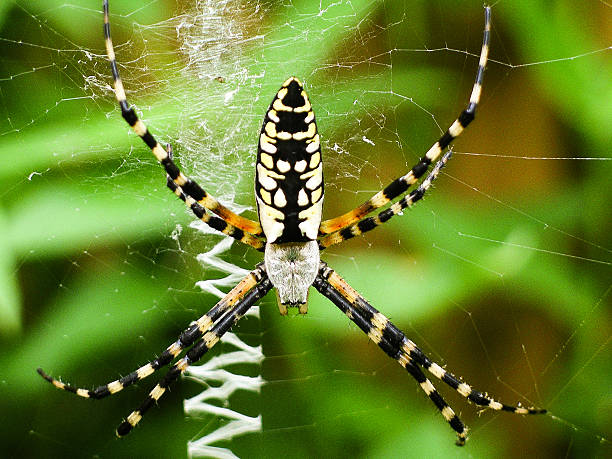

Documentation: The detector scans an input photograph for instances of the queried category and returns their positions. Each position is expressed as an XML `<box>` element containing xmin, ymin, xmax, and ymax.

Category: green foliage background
<box><xmin>1</xmin><ymin>1</ymin><xmax>610</xmax><ymax>457</ymax></box>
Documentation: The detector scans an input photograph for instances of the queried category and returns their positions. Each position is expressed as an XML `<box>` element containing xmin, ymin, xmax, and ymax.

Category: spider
<box><xmin>38</xmin><ymin>2</ymin><xmax>546</xmax><ymax>446</ymax></box>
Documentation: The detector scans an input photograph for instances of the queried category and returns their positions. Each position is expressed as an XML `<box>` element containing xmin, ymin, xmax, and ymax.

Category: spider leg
<box><xmin>116</xmin><ymin>274</ymin><xmax>273</xmax><ymax>436</ymax></box>
<box><xmin>312</xmin><ymin>264</ymin><xmax>467</xmax><ymax>445</ymax></box>
<box><xmin>38</xmin><ymin>265</ymin><xmax>266</xmax><ymax>400</ymax></box>
<box><xmin>103</xmin><ymin>1</ymin><xmax>264</xmax><ymax>245</ymax></box>
<box><xmin>313</xmin><ymin>262</ymin><xmax>546</xmax><ymax>446</ymax></box>
<box><xmin>164</xmin><ymin>144</ymin><xmax>264</xmax><ymax>250</ymax></box>
<box><xmin>319</xmin><ymin>150</ymin><xmax>451</xmax><ymax>248</ymax></box>
<box><xmin>318</xmin><ymin>7</ymin><xmax>490</xmax><ymax>240</ymax></box>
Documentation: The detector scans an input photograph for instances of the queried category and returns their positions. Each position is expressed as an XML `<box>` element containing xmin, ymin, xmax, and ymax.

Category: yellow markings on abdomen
<box><xmin>260</xmin><ymin>153</ymin><xmax>274</xmax><ymax>169</ymax></box>
<box><xmin>260</xmin><ymin>189</ymin><xmax>272</xmax><ymax>205</ymax></box>
<box><xmin>276</xmin><ymin>159</ymin><xmax>291</xmax><ymax>173</ymax></box>
<box><xmin>257</xmin><ymin>163</ymin><xmax>285</xmax><ymax>190</ymax></box>
<box><xmin>273</xmin><ymin>189</ymin><xmax>287</xmax><ymax>207</ymax></box>
<box><xmin>298</xmin><ymin>199</ymin><xmax>323</xmax><ymax>240</ymax></box>
<box><xmin>311</xmin><ymin>187</ymin><xmax>322</xmax><ymax>203</ymax></box>
<box><xmin>294</xmin><ymin>92</ymin><xmax>311</xmax><ymax>113</ymax></box>
<box><xmin>260</xmin><ymin>134</ymin><xmax>277</xmax><ymax>154</ymax></box>
<box><xmin>292</xmin><ymin>123</ymin><xmax>316</xmax><ymax>141</ymax></box>
<box><xmin>256</xmin><ymin>196</ymin><xmax>285</xmax><ymax>243</ymax></box>
<box><xmin>309</xmin><ymin>152</ymin><xmax>320</xmax><ymax>169</ymax></box>
<box><xmin>305</xmin><ymin>164</ymin><xmax>323</xmax><ymax>190</ymax></box>
<box><xmin>297</xmin><ymin>189</ymin><xmax>309</xmax><ymax>206</ymax></box>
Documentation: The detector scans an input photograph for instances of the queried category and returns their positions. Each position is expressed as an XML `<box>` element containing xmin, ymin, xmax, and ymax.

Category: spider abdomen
<box><xmin>256</xmin><ymin>77</ymin><xmax>323</xmax><ymax>244</ymax></box>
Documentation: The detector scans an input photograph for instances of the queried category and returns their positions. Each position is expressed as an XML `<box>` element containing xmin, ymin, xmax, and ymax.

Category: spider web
<box><xmin>1</xmin><ymin>0</ymin><xmax>611</xmax><ymax>457</ymax></box>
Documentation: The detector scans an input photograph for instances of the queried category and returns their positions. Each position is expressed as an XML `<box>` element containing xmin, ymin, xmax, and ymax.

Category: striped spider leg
<box><xmin>318</xmin><ymin>7</ymin><xmax>491</xmax><ymax>249</ymax></box>
<box><xmin>163</xmin><ymin>142</ymin><xmax>263</xmax><ymax>251</ymax></box>
<box><xmin>319</xmin><ymin>148</ymin><xmax>454</xmax><ymax>250</ymax></box>
<box><xmin>102</xmin><ymin>0</ymin><xmax>264</xmax><ymax>250</ymax></box>
<box><xmin>38</xmin><ymin>265</ymin><xmax>272</xmax><ymax>437</ymax></box>
<box><xmin>313</xmin><ymin>262</ymin><xmax>546</xmax><ymax>446</ymax></box>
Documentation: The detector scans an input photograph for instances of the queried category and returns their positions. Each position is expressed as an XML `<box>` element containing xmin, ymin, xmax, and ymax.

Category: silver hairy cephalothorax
<box><xmin>264</xmin><ymin>241</ymin><xmax>320</xmax><ymax>314</ymax></box>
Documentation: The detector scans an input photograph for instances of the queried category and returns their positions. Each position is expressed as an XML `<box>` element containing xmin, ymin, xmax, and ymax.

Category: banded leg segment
<box><xmin>322</xmin><ymin>265</ymin><xmax>546</xmax><ymax>415</ymax></box>
<box><xmin>319</xmin><ymin>150</ymin><xmax>452</xmax><ymax>249</ymax></box>
<box><xmin>167</xmin><ymin>177</ymin><xmax>264</xmax><ymax>251</ymax></box>
<box><xmin>116</xmin><ymin>276</ymin><xmax>273</xmax><ymax>436</ymax></box>
<box><xmin>312</xmin><ymin>265</ymin><xmax>467</xmax><ymax>445</ymax></box>
<box><xmin>164</xmin><ymin>145</ymin><xmax>264</xmax><ymax>251</ymax></box>
<box><xmin>318</xmin><ymin>7</ymin><xmax>490</xmax><ymax>236</ymax></box>
<box><xmin>103</xmin><ymin>0</ymin><xmax>263</xmax><ymax>243</ymax></box>
<box><xmin>313</xmin><ymin>262</ymin><xmax>546</xmax><ymax>445</ymax></box>
<box><xmin>37</xmin><ymin>264</ymin><xmax>267</xmax><ymax>400</ymax></box>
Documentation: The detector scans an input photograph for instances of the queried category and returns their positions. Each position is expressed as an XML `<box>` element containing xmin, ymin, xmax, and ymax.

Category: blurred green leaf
<box><xmin>0</xmin><ymin>206</ymin><xmax>20</xmax><ymax>335</ymax></box>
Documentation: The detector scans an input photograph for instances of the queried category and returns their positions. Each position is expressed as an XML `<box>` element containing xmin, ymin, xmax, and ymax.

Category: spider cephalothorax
<box><xmin>38</xmin><ymin>3</ymin><xmax>545</xmax><ymax>445</ymax></box>
<box><xmin>264</xmin><ymin>240</ymin><xmax>320</xmax><ymax>312</ymax></box>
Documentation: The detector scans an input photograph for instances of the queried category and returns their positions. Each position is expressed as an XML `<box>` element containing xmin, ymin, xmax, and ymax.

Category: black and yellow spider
<box><xmin>38</xmin><ymin>2</ymin><xmax>545</xmax><ymax>445</ymax></box>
